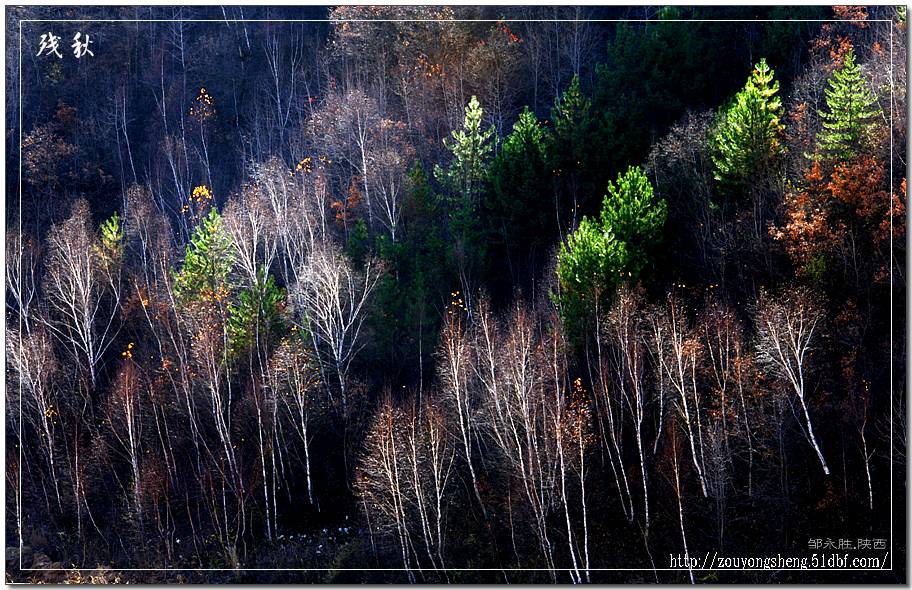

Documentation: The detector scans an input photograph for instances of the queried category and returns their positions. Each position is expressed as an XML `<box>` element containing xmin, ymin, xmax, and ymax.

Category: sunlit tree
<box><xmin>711</xmin><ymin>58</ymin><xmax>784</xmax><ymax>192</ymax></box>
<box><xmin>817</xmin><ymin>48</ymin><xmax>882</xmax><ymax>161</ymax></box>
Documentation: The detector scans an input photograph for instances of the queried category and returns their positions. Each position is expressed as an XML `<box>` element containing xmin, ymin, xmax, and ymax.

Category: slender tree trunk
<box><xmin>797</xmin><ymin>387</ymin><xmax>829</xmax><ymax>475</ymax></box>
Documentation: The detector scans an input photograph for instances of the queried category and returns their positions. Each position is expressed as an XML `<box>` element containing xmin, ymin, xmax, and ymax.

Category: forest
<box><xmin>3</xmin><ymin>5</ymin><xmax>907</xmax><ymax>583</ymax></box>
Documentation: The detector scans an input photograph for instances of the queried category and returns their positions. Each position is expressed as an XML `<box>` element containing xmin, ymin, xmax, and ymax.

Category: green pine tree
<box><xmin>227</xmin><ymin>268</ymin><xmax>285</xmax><ymax>357</ymax></box>
<box><xmin>556</xmin><ymin>217</ymin><xmax>626</xmax><ymax>336</ymax></box>
<box><xmin>173</xmin><ymin>208</ymin><xmax>234</xmax><ymax>306</ymax></box>
<box><xmin>346</xmin><ymin>218</ymin><xmax>370</xmax><ymax>266</ymax></box>
<box><xmin>600</xmin><ymin>165</ymin><xmax>668</xmax><ymax>279</ymax></box>
<box><xmin>551</xmin><ymin>75</ymin><xmax>600</xmax><ymax>218</ymax></box>
<box><xmin>434</xmin><ymin>95</ymin><xmax>495</xmax><ymax>207</ymax></box>
<box><xmin>817</xmin><ymin>48</ymin><xmax>882</xmax><ymax>161</ymax></box>
<box><xmin>370</xmin><ymin>163</ymin><xmax>448</xmax><ymax>382</ymax></box>
<box><xmin>711</xmin><ymin>58</ymin><xmax>784</xmax><ymax>193</ymax></box>
<box><xmin>96</xmin><ymin>211</ymin><xmax>124</xmax><ymax>270</ymax></box>
<box><xmin>556</xmin><ymin>166</ymin><xmax>665</xmax><ymax>336</ymax></box>
<box><xmin>434</xmin><ymin>96</ymin><xmax>493</xmax><ymax>307</ymax></box>
<box><xmin>486</xmin><ymin>106</ymin><xmax>552</xmax><ymax>283</ymax></box>
<box><xmin>552</xmin><ymin>76</ymin><xmax>593</xmax><ymax>168</ymax></box>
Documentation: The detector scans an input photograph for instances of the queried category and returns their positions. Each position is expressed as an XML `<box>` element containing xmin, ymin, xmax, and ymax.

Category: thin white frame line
<box><xmin>17</xmin><ymin>12</ymin><xmax>895</xmax><ymax>572</ymax></box>
<box><xmin>14</xmin><ymin>564</ymin><xmax>896</xmax><ymax>572</ymax></box>
<box><xmin>888</xmin><ymin>12</ymin><xmax>894</xmax><ymax>574</ymax></box>
<box><xmin>17</xmin><ymin>14</ymin><xmax>24</xmax><ymax>578</ymax></box>
<box><xmin>19</xmin><ymin>19</ymin><xmax>894</xmax><ymax>23</ymax></box>
<box><xmin>2</xmin><ymin>566</ymin><xmax>885</xmax><ymax>587</ymax></box>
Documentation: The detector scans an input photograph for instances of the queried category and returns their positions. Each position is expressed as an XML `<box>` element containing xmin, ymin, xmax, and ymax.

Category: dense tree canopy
<box><xmin>485</xmin><ymin>106</ymin><xmax>552</xmax><ymax>289</ymax></box>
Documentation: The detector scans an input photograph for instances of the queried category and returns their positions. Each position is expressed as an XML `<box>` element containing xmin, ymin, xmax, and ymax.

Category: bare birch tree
<box><xmin>355</xmin><ymin>393</ymin><xmax>416</xmax><ymax>579</ymax></box>
<box><xmin>7</xmin><ymin>326</ymin><xmax>62</xmax><ymax>509</ymax></box>
<box><xmin>105</xmin><ymin>360</ymin><xmax>145</xmax><ymax>526</ymax></box>
<box><xmin>438</xmin><ymin>307</ymin><xmax>484</xmax><ymax>513</ymax></box>
<box><xmin>369</xmin><ymin>119</ymin><xmax>413</xmax><ymax>242</ymax></box>
<box><xmin>474</xmin><ymin>299</ymin><xmax>559</xmax><ymax>576</ymax></box>
<box><xmin>650</xmin><ymin>294</ymin><xmax>709</xmax><ymax>497</ymax></box>
<box><xmin>292</xmin><ymin>243</ymin><xmax>382</xmax><ymax>410</ymax></box>
<box><xmin>270</xmin><ymin>333</ymin><xmax>321</xmax><ymax>506</ymax></box>
<box><xmin>755</xmin><ymin>287</ymin><xmax>830</xmax><ymax>475</ymax></box>
<box><xmin>42</xmin><ymin>199</ymin><xmax>122</xmax><ymax>388</ymax></box>
<box><xmin>6</xmin><ymin>230</ymin><xmax>40</xmax><ymax>335</ymax></box>
<box><xmin>606</xmin><ymin>285</ymin><xmax>651</xmax><ymax>526</ymax></box>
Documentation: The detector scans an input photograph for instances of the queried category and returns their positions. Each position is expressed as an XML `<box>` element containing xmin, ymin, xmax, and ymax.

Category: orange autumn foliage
<box><xmin>771</xmin><ymin>162</ymin><xmax>833</xmax><ymax>269</ymax></box>
<box><xmin>774</xmin><ymin>156</ymin><xmax>901</xmax><ymax>281</ymax></box>
<box><xmin>890</xmin><ymin>178</ymin><xmax>907</xmax><ymax>243</ymax></box>
<box><xmin>810</xmin><ymin>6</ymin><xmax>867</xmax><ymax>70</ymax></box>
<box><xmin>827</xmin><ymin>156</ymin><xmax>891</xmax><ymax>241</ymax></box>
<box><xmin>331</xmin><ymin>178</ymin><xmax>362</xmax><ymax>228</ymax></box>
<box><xmin>833</xmin><ymin>5</ymin><xmax>869</xmax><ymax>27</ymax></box>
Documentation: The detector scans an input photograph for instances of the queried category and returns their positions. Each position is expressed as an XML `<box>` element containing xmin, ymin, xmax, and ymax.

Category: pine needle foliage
<box><xmin>173</xmin><ymin>208</ymin><xmax>234</xmax><ymax>305</ymax></box>
<box><xmin>817</xmin><ymin>48</ymin><xmax>882</xmax><ymax>161</ymax></box>
<box><xmin>711</xmin><ymin>58</ymin><xmax>784</xmax><ymax>192</ymax></box>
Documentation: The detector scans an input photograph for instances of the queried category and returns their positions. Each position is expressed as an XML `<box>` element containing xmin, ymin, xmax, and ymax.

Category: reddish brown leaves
<box><xmin>773</xmin><ymin>156</ymin><xmax>899</xmax><ymax>282</ymax></box>
<box><xmin>331</xmin><ymin>178</ymin><xmax>363</xmax><ymax>228</ymax></box>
